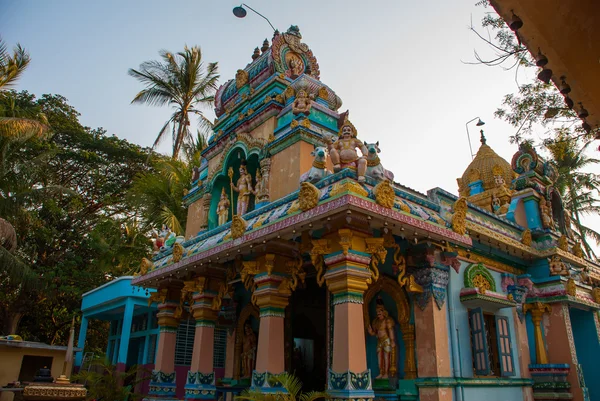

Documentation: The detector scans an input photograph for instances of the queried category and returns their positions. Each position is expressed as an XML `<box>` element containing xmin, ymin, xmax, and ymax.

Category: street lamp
<box><xmin>232</xmin><ymin>4</ymin><xmax>276</xmax><ymax>32</ymax></box>
<box><xmin>465</xmin><ymin>117</ymin><xmax>485</xmax><ymax>159</ymax></box>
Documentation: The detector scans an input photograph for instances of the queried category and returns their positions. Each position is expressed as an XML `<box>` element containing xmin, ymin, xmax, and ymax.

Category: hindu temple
<box><xmin>76</xmin><ymin>26</ymin><xmax>600</xmax><ymax>401</ymax></box>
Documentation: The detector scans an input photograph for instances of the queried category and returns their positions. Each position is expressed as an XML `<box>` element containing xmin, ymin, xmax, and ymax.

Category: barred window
<box><xmin>147</xmin><ymin>334</ymin><xmax>158</xmax><ymax>364</ymax></box>
<box><xmin>213</xmin><ymin>328</ymin><xmax>227</xmax><ymax>368</ymax></box>
<box><xmin>175</xmin><ymin>318</ymin><xmax>195</xmax><ymax>366</ymax></box>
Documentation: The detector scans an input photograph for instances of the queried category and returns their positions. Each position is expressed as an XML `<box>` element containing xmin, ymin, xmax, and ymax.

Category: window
<box><xmin>469</xmin><ymin>308</ymin><xmax>515</xmax><ymax>377</ymax></box>
<box><xmin>175</xmin><ymin>318</ymin><xmax>195</xmax><ymax>366</ymax></box>
<box><xmin>213</xmin><ymin>327</ymin><xmax>227</xmax><ymax>369</ymax></box>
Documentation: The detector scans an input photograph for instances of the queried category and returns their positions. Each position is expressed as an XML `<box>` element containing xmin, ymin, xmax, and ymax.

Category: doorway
<box><xmin>289</xmin><ymin>278</ymin><xmax>327</xmax><ymax>392</ymax></box>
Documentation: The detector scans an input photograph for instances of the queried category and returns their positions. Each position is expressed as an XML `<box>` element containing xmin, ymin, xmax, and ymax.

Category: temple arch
<box><xmin>363</xmin><ymin>276</ymin><xmax>416</xmax><ymax>379</ymax></box>
<box><xmin>233</xmin><ymin>303</ymin><xmax>259</xmax><ymax>380</ymax></box>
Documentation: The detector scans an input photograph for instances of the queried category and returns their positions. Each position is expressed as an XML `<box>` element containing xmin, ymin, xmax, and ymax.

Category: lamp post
<box><xmin>465</xmin><ymin>117</ymin><xmax>485</xmax><ymax>159</ymax></box>
<box><xmin>233</xmin><ymin>4</ymin><xmax>276</xmax><ymax>32</ymax></box>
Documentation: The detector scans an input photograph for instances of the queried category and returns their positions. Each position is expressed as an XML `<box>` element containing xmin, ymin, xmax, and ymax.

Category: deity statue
<box><xmin>217</xmin><ymin>188</ymin><xmax>230</xmax><ymax>226</ymax></box>
<box><xmin>540</xmin><ymin>199</ymin><xmax>554</xmax><ymax>229</ymax></box>
<box><xmin>367</xmin><ymin>298</ymin><xmax>396</xmax><ymax>379</ymax></box>
<box><xmin>231</xmin><ymin>160</ymin><xmax>254</xmax><ymax>216</ymax></box>
<box><xmin>241</xmin><ymin>322</ymin><xmax>257</xmax><ymax>378</ymax></box>
<box><xmin>292</xmin><ymin>89</ymin><xmax>312</xmax><ymax>115</ymax></box>
<box><xmin>327</xmin><ymin>115</ymin><xmax>368</xmax><ymax>182</ymax></box>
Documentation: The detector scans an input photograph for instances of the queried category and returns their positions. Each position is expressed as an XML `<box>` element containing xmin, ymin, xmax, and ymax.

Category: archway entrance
<box><xmin>289</xmin><ymin>278</ymin><xmax>327</xmax><ymax>392</ymax></box>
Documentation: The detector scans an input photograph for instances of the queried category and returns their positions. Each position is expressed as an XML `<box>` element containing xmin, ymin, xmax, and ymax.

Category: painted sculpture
<box><xmin>152</xmin><ymin>225</ymin><xmax>184</xmax><ymax>253</ymax></box>
<box><xmin>367</xmin><ymin>298</ymin><xmax>396</xmax><ymax>379</ymax></box>
<box><xmin>230</xmin><ymin>160</ymin><xmax>254</xmax><ymax>216</ymax></box>
<box><xmin>300</xmin><ymin>146</ymin><xmax>330</xmax><ymax>184</ymax></box>
<box><xmin>364</xmin><ymin>141</ymin><xmax>394</xmax><ymax>182</ymax></box>
<box><xmin>292</xmin><ymin>89</ymin><xmax>312</xmax><ymax>115</ymax></box>
<box><xmin>217</xmin><ymin>188</ymin><xmax>230</xmax><ymax>226</ymax></box>
<box><xmin>241</xmin><ymin>322</ymin><xmax>257</xmax><ymax>378</ymax></box>
<box><xmin>540</xmin><ymin>199</ymin><xmax>555</xmax><ymax>230</ymax></box>
<box><xmin>327</xmin><ymin>115</ymin><xmax>368</xmax><ymax>182</ymax></box>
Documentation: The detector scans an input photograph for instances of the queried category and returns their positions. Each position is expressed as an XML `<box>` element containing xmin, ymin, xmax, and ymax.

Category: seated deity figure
<box><xmin>231</xmin><ymin>160</ymin><xmax>254</xmax><ymax>216</ymax></box>
<box><xmin>217</xmin><ymin>188</ymin><xmax>230</xmax><ymax>226</ymax></box>
<box><xmin>327</xmin><ymin>116</ymin><xmax>368</xmax><ymax>181</ymax></box>
<box><xmin>367</xmin><ymin>298</ymin><xmax>396</xmax><ymax>379</ymax></box>
<box><xmin>241</xmin><ymin>322</ymin><xmax>257</xmax><ymax>378</ymax></box>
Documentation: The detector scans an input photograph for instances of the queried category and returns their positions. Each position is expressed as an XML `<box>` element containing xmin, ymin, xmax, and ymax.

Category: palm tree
<box><xmin>236</xmin><ymin>372</ymin><xmax>329</xmax><ymax>401</ymax></box>
<box><xmin>129</xmin><ymin>46</ymin><xmax>219</xmax><ymax>159</ymax></box>
<box><xmin>546</xmin><ymin>135</ymin><xmax>600</xmax><ymax>259</ymax></box>
<box><xmin>0</xmin><ymin>38</ymin><xmax>30</xmax><ymax>89</ymax></box>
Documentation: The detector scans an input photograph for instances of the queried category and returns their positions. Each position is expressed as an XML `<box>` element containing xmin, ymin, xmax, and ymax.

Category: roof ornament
<box><xmin>480</xmin><ymin>130</ymin><xmax>487</xmax><ymax>145</ymax></box>
<box><xmin>261</xmin><ymin>38</ymin><xmax>269</xmax><ymax>53</ymax></box>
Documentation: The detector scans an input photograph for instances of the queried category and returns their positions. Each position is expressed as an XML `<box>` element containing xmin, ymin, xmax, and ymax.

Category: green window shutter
<box><xmin>469</xmin><ymin>307</ymin><xmax>490</xmax><ymax>375</ymax></box>
<box><xmin>495</xmin><ymin>315</ymin><xmax>515</xmax><ymax>377</ymax></box>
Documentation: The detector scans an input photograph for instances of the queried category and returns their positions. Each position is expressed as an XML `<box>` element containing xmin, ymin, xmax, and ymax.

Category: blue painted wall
<box><xmin>569</xmin><ymin>308</ymin><xmax>600</xmax><ymax>400</ymax></box>
<box><xmin>448</xmin><ymin>261</ymin><xmax>525</xmax><ymax>400</ymax></box>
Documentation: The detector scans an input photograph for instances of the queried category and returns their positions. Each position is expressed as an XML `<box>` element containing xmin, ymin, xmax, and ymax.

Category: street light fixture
<box><xmin>232</xmin><ymin>3</ymin><xmax>276</xmax><ymax>32</ymax></box>
<box><xmin>465</xmin><ymin>117</ymin><xmax>485</xmax><ymax>160</ymax></box>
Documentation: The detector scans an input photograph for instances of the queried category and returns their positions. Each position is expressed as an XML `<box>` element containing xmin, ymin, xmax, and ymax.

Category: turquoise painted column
<box><xmin>523</xmin><ymin>195</ymin><xmax>542</xmax><ymax>230</ymax></box>
<box><xmin>117</xmin><ymin>299</ymin><xmax>135</xmax><ymax>370</ymax></box>
<box><xmin>74</xmin><ymin>316</ymin><xmax>89</xmax><ymax>369</ymax></box>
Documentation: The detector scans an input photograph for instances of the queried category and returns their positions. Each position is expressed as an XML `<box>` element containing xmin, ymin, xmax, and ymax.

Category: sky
<box><xmin>2</xmin><ymin>0</ymin><xmax>599</xmax><ymax>239</ymax></box>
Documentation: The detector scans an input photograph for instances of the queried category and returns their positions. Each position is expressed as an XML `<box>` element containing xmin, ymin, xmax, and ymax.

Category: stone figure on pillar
<box><xmin>231</xmin><ymin>160</ymin><xmax>254</xmax><ymax>216</ymax></box>
<box><xmin>367</xmin><ymin>297</ymin><xmax>396</xmax><ymax>379</ymax></box>
<box><xmin>327</xmin><ymin>113</ymin><xmax>368</xmax><ymax>182</ymax></box>
<box><xmin>217</xmin><ymin>188</ymin><xmax>230</xmax><ymax>226</ymax></box>
<box><xmin>241</xmin><ymin>322</ymin><xmax>257</xmax><ymax>378</ymax></box>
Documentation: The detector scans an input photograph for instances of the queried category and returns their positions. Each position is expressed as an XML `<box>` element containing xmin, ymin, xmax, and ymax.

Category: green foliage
<box><xmin>235</xmin><ymin>373</ymin><xmax>329</xmax><ymax>401</ymax></box>
<box><xmin>0</xmin><ymin>38</ymin><xmax>30</xmax><ymax>89</ymax></box>
<box><xmin>0</xmin><ymin>91</ymin><xmax>154</xmax><ymax>351</ymax></box>
<box><xmin>73</xmin><ymin>357</ymin><xmax>149</xmax><ymax>401</ymax></box>
<box><xmin>129</xmin><ymin>45</ymin><xmax>219</xmax><ymax>159</ymax></box>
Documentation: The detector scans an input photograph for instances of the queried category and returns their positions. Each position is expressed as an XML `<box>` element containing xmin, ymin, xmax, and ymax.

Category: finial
<box><xmin>480</xmin><ymin>129</ymin><xmax>486</xmax><ymax>145</ymax></box>
<box><xmin>252</xmin><ymin>47</ymin><xmax>260</xmax><ymax>60</ymax></box>
<box><xmin>273</xmin><ymin>29</ymin><xmax>280</xmax><ymax>40</ymax></box>
<box><xmin>261</xmin><ymin>39</ymin><xmax>269</xmax><ymax>53</ymax></box>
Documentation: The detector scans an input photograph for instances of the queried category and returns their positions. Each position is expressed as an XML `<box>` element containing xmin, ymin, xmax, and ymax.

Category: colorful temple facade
<box><xmin>127</xmin><ymin>27</ymin><xmax>600</xmax><ymax>401</ymax></box>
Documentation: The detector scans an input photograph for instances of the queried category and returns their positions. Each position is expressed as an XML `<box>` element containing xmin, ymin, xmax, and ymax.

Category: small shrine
<box><xmin>111</xmin><ymin>26</ymin><xmax>600</xmax><ymax>401</ymax></box>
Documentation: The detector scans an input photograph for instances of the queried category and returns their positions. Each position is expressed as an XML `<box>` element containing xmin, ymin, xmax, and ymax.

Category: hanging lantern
<box><xmin>578</xmin><ymin>103</ymin><xmax>589</xmax><ymax>119</ymax></box>
<box><xmin>559</xmin><ymin>76</ymin><xmax>571</xmax><ymax>94</ymax></box>
<box><xmin>564</xmin><ymin>96</ymin><xmax>574</xmax><ymax>109</ymax></box>
<box><xmin>537</xmin><ymin>68</ymin><xmax>552</xmax><ymax>84</ymax></box>
<box><xmin>535</xmin><ymin>49</ymin><xmax>548</xmax><ymax>67</ymax></box>
<box><xmin>508</xmin><ymin>10</ymin><xmax>523</xmax><ymax>31</ymax></box>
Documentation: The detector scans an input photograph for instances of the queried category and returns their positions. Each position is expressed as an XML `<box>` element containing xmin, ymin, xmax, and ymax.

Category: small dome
<box><xmin>458</xmin><ymin>131</ymin><xmax>513</xmax><ymax>194</ymax></box>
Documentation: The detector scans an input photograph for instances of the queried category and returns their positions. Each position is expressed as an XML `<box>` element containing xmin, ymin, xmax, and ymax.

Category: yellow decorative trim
<box><xmin>572</xmin><ymin>242</ymin><xmax>584</xmax><ymax>258</ymax></box>
<box><xmin>241</xmin><ymin>261</ymin><xmax>260</xmax><ymax>290</ymax></box>
<box><xmin>373</xmin><ymin>180</ymin><xmax>394</xmax><ymax>208</ymax></box>
<box><xmin>23</xmin><ymin>384</ymin><xmax>87</xmax><ymax>400</ymax></box>
<box><xmin>310</xmin><ymin>239</ymin><xmax>331</xmax><ymax>287</ymax></box>
<box><xmin>565</xmin><ymin>278</ymin><xmax>576</xmax><ymax>296</ymax></box>
<box><xmin>521</xmin><ymin>229</ymin><xmax>532</xmax><ymax>246</ymax></box>
<box><xmin>172</xmin><ymin>243</ymin><xmax>184</xmax><ymax>263</ymax></box>
<box><xmin>455</xmin><ymin>248</ymin><xmax>522</xmax><ymax>275</ymax></box>
<box><xmin>472</xmin><ymin>274</ymin><xmax>491</xmax><ymax>294</ymax></box>
<box><xmin>148</xmin><ymin>288</ymin><xmax>169</xmax><ymax>307</ymax></box>
<box><xmin>452</xmin><ymin>197</ymin><xmax>468</xmax><ymax>235</ymax></box>
<box><xmin>365</xmin><ymin>237</ymin><xmax>387</xmax><ymax>284</ymax></box>
<box><xmin>299</xmin><ymin>182</ymin><xmax>320</xmax><ymax>211</ymax></box>
<box><xmin>290</xmin><ymin>120</ymin><xmax>299</xmax><ymax>128</ymax></box>
<box><xmin>338</xmin><ymin>229</ymin><xmax>353</xmax><ymax>256</ymax></box>
<box><xmin>318</xmin><ymin>86</ymin><xmax>328</xmax><ymax>100</ymax></box>
<box><xmin>300</xmin><ymin>119</ymin><xmax>311</xmax><ymax>128</ymax></box>
<box><xmin>330</xmin><ymin>180</ymin><xmax>369</xmax><ymax>198</ymax></box>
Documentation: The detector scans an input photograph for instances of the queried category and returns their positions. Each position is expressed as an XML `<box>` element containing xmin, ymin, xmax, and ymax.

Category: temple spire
<box><xmin>480</xmin><ymin>129</ymin><xmax>487</xmax><ymax>145</ymax></box>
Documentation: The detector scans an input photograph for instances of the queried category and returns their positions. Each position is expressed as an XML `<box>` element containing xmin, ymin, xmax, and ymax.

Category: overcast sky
<box><xmin>3</xmin><ymin>0</ymin><xmax>598</xmax><ymax>238</ymax></box>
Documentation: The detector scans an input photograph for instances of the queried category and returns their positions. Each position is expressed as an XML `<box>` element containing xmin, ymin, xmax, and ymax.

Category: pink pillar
<box><xmin>185</xmin><ymin>291</ymin><xmax>218</xmax><ymax>401</ymax></box>
<box><xmin>146</xmin><ymin>300</ymin><xmax>180</xmax><ymax>401</ymax></box>
<box><xmin>323</xmin><ymin>251</ymin><xmax>374</xmax><ymax>401</ymax></box>
<box><xmin>513</xmin><ymin>310</ymin><xmax>534</xmax><ymax>401</ymax></box>
<box><xmin>414</xmin><ymin>299</ymin><xmax>452</xmax><ymax>401</ymax></box>
<box><xmin>254</xmin><ymin>292</ymin><xmax>290</xmax><ymax>375</ymax></box>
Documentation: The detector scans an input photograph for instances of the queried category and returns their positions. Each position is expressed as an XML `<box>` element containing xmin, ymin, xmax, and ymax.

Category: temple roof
<box><xmin>133</xmin><ymin>171</ymin><xmax>471</xmax><ymax>287</ymax></box>
<box><xmin>458</xmin><ymin>131</ymin><xmax>514</xmax><ymax>196</ymax></box>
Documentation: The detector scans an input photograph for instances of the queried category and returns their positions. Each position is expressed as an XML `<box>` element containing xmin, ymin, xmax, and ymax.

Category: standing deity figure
<box><xmin>540</xmin><ymin>199</ymin><xmax>554</xmax><ymax>229</ymax></box>
<box><xmin>241</xmin><ymin>322</ymin><xmax>257</xmax><ymax>378</ymax></box>
<box><xmin>217</xmin><ymin>188</ymin><xmax>230</xmax><ymax>226</ymax></box>
<box><xmin>327</xmin><ymin>115</ymin><xmax>368</xmax><ymax>182</ymax></box>
<box><xmin>367</xmin><ymin>298</ymin><xmax>396</xmax><ymax>379</ymax></box>
<box><xmin>231</xmin><ymin>160</ymin><xmax>254</xmax><ymax>216</ymax></box>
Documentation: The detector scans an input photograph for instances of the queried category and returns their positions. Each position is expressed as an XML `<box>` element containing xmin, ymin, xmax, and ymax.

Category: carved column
<box><xmin>523</xmin><ymin>302</ymin><xmax>551</xmax><ymax>364</ymax></box>
<box><xmin>250</xmin><ymin>254</ymin><xmax>293</xmax><ymax>389</ymax></box>
<box><xmin>184</xmin><ymin>277</ymin><xmax>222</xmax><ymax>401</ymax></box>
<box><xmin>200</xmin><ymin>193</ymin><xmax>212</xmax><ymax>231</ymax></box>
<box><xmin>407</xmin><ymin>245</ymin><xmax>452</xmax><ymax>401</ymax></box>
<box><xmin>257</xmin><ymin>158</ymin><xmax>271</xmax><ymax>205</ymax></box>
<box><xmin>146</xmin><ymin>289</ymin><xmax>181</xmax><ymax>401</ymax></box>
<box><xmin>400</xmin><ymin>323</ymin><xmax>417</xmax><ymax>380</ymax></box>
<box><xmin>319</xmin><ymin>230</ymin><xmax>375</xmax><ymax>401</ymax></box>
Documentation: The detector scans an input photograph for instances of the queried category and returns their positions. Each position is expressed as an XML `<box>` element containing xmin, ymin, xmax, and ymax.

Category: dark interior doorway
<box><xmin>18</xmin><ymin>355</ymin><xmax>54</xmax><ymax>382</ymax></box>
<box><xmin>289</xmin><ymin>278</ymin><xmax>327</xmax><ymax>392</ymax></box>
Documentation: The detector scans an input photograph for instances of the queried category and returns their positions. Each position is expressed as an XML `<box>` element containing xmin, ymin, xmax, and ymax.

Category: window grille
<box><xmin>213</xmin><ymin>328</ymin><xmax>227</xmax><ymax>368</ymax></box>
<box><xmin>175</xmin><ymin>318</ymin><xmax>195</xmax><ymax>366</ymax></box>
